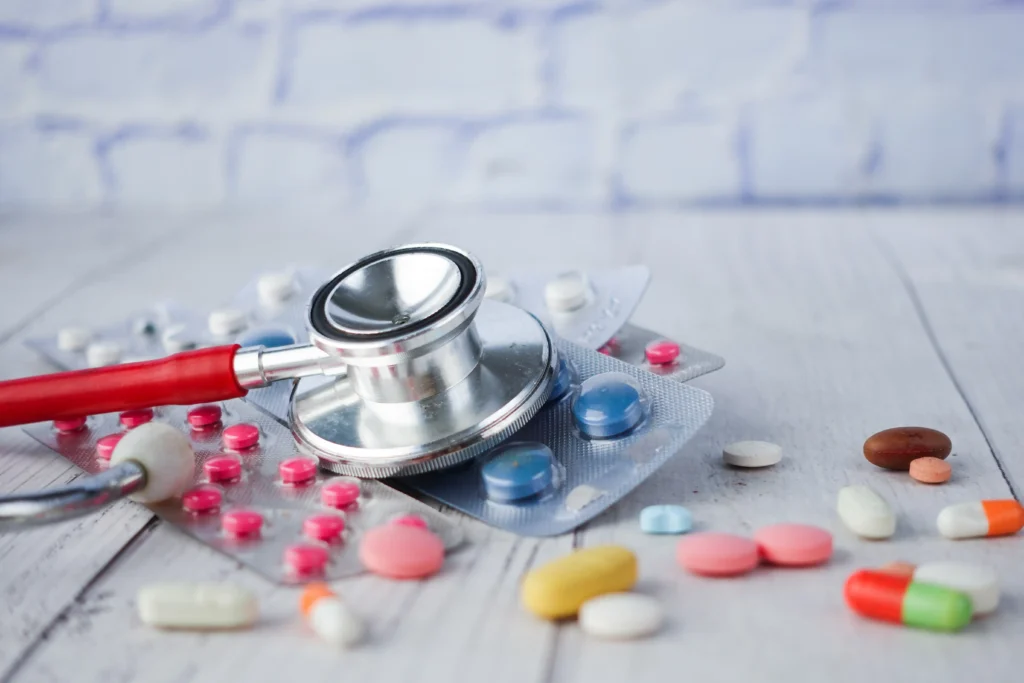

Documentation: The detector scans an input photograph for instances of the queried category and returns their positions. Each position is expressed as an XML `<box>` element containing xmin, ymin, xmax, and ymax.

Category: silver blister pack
<box><xmin>23</xmin><ymin>398</ymin><xmax>463</xmax><ymax>584</ymax></box>
<box><xmin>398</xmin><ymin>338</ymin><xmax>715</xmax><ymax>536</ymax></box>
<box><xmin>604</xmin><ymin>323</ymin><xmax>725</xmax><ymax>382</ymax></box>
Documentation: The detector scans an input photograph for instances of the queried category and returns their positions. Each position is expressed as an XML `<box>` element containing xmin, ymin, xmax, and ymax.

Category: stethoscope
<box><xmin>0</xmin><ymin>243</ymin><xmax>557</xmax><ymax>528</ymax></box>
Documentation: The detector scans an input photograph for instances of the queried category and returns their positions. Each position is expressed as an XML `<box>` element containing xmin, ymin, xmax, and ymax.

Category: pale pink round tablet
<box><xmin>279</xmin><ymin>457</ymin><xmax>317</xmax><ymax>484</ymax></box>
<box><xmin>182</xmin><ymin>486</ymin><xmax>222</xmax><ymax>513</ymax></box>
<box><xmin>95</xmin><ymin>432</ymin><xmax>125</xmax><ymax>460</ymax></box>
<box><xmin>119</xmin><ymin>408</ymin><xmax>154</xmax><ymax>429</ymax></box>
<box><xmin>223</xmin><ymin>423</ymin><xmax>259</xmax><ymax>451</ymax></box>
<box><xmin>304</xmin><ymin>514</ymin><xmax>346</xmax><ymax>542</ymax></box>
<box><xmin>645</xmin><ymin>339</ymin><xmax>681</xmax><ymax>365</ymax></box>
<box><xmin>359</xmin><ymin>524</ymin><xmax>445</xmax><ymax>579</ymax></box>
<box><xmin>754</xmin><ymin>523</ymin><xmax>833</xmax><ymax>567</ymax></box>
<box><xmin>322</xmin><ymin>481</ymin><xmax>360</xmax><ymax>509</ymax></box>
<box><xmin>222</xmin><ymin>509</ymin><xmax>263</xmax><ymax>537</ymax></box>
<box><xmin>391</xmin><ymin>514</ymin><xmax>428</xmax><ymax>530</ymax></box>
<box><xmin>53</xmin><ymin>416</ymin><xmax>87</xmax><ymax>433</ymax></box>
<box><xmin>204</xmin><ymin>456</ymin><xmax>242</xmax><ymax>483</ymax></box>
<box><xmin>187</xmin><ymin>404</ymin><xmax>222</xmax><ymax>428</ymax></box>
<box><xmin>285</xmin><ymin>544</ymin><xmax>329</xmax><ymax>575</ymax></box>
<box><xmin>676</xmin><ymin>532</ymin><xmax>760</xmax><ymax>577</ymax></box>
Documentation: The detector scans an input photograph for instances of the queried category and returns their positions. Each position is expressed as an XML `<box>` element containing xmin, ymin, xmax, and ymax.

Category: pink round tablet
<box><xmin>95</xmin><ymin>432</ymin><xmax>125</xmax><ymax>460</ymax></box>
<box><xmin>223</xmin><ymin>423</ymin><xmax>260</xmax><ymax>451</ymax></box>
<box><xmin>676</xmin><ymin>532</ymin><xmax>760</xmax><ymax>577</ymax></box>
<box><xmin>187</xmin><ymin>404</ymin><xmax>223</xmax><ymax>428</ymax></box>
<box><xmin>321</xmin><ymin>481</ymin><xmax>360</xmax><ymax>509</ymax></box>
<box><xmin>645</xmin><ymin>339</ymin><xmax>681</xmax><ymax>365</ymax></box>
<box><xmin>304</xmin><ymin>514</ymin><xmax>346</xmax><ymax>542</ymax></box>
<box><xmin>182</xmin><ymin>486</ymin><xmax>222</xmax><ymax>514</ymax></box>
<box><xmin>53</xmin><ymin>416</ymin><xmax>87</xmax><ymax>433</ymax></box>
<box><xmin>359</xmin><ymin>525</ymin><xmax>445</xmax><ymax>580</ymax></box>
<box><xmin>279</xmin><ymin>457</ymin><xmax>317</xmax><ymax>484</ymax></box>
<box><xmin>204</xmin><ymin>456</ymin><xmax>242</xmax><ymax>483</ymax></box>
<box><xmin>285</xmin><ymin>544</ymin><xmax>329</xmax><ymax>575</ymax></box>
<box><xmin>119</xmin><ymin>408</ymin><xmax>154</xmax><ymax>429</ymax></box>
<box><xmin>222</xmin><ymin>509</ymin><xmax>263</xmax><ymax>537</ymax></box>
<box><xmin>754</xmin><ymin>523</ymin><xmax>833</xmax><ymax>567</ymax></box>
<box><xmin>391</xmin><ymin>514</ymin><xmax>428</xmax><ymax>530</ymax></box>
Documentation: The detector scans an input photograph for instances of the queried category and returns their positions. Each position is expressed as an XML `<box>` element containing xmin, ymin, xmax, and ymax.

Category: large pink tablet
<box><xmin>754</xmin><ymin>523</ymin><xmax>833</xmax><ymax>567</ymax></box>
<box><xmin>676</xmin><ymin>532</ymin><xmax>760</xmax><ymax>577</ymax></box>
<box><xmin>359</xmin><ymin>524</ymin><xmax>444</xmax><ymax>580</ymax></box>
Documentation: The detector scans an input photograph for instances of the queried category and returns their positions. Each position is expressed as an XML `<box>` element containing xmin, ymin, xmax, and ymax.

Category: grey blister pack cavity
<box><xmin>605</xmin><ymin>323</ymin><xmax>725</xmax><ymax>383</ymax></box>
<box><xmin>399</xmin><ymin>338</ymin><xmax>715</xmax><ymax>536</ymax></box>
<box><xmin>24</xmin><ymin>398</ymin><xmax>463</xmax><ymax>584</ymax></box>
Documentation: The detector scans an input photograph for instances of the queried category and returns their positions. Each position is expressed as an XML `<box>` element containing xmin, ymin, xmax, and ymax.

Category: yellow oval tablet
<box><xmin>521</xmin><ymin>545</ymin><xmax>637</xmax><ymax>619</ymax></box>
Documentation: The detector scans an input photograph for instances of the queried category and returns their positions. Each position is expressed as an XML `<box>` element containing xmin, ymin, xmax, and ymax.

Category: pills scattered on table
<box><xmin>203</xmin><ymin>456</ymin><xmax>242</xmax><ymax>483</ymax></box>
<box><xmin>137</xmin><ymin>582</ymin><xmax>258</xmax><ymax>631</ymax></box>
<box><xmin>844</xmin><ymin>569</ymin><xmax>972</xmax><ymax>632</ymax></box>
<box><xmin>95</xmin><ymin>432</ymin><xmax>124</xmax><ymax>459</ymax></box>
<box><xmin>182</xmin><ymin>486</ymin><xmax>222</xmax><ymax>514</ymax></box>
<box><xmin>544</xmin><ymin>271</ymin><xmax>592</xmax><ymax>312</ymax></box>
<box><xmin>481</xmin><ymin>442</ymin><xmax>555</xmax><ymax>503</ymax></box>
<box><xmin>644</xmin><ymin>340</ymin><xmax>680</xmax><ymax>366</ymax></box>
<box><xmin>222</xmin><ymin>509</ymin><xmax>264</xmax><ymax>538</ymax></box>
<box><xmin>208</xmin><ymin>308</ymin><xmax>248</xmax><ymax>337</ymax></box>
<box><xmin>321</xmin><ymin>481</ymin><xmax>360</xmax><ymax>509</ymax></box>
<box><xmin>300</xmin><ymin>584</ymin><xmax>365</xmax><ymax>648</ymax></box>
<box><xmin>223</xmin><ymin>423</ymin><xmax>260</xmax><ymax>451</ymax></box>
<box><xmin>119</xmin><ymin>408</ymin><xmax>154</xmax><ymax>429</ymax></box>
<box><xmin>579</xmin><ymin>593</ymin><xmax>664</xmax><ymax>640</ymax></box>
<box><xmin>937</xmin><ymin>500</ymin><xmax>1024</xmax><ymax>539</ymax></box>
<box><xmin>279</xmin><ymin>457</ymin><xmax>318</xmax><ymax>485</ymax></box>
<box><xmin>304</xmin><ymin>514</ymin><xmax>346</xmax><ymax>543</ymax></box>
<box><xmin>521</xmin><ymin>546</ymin><xmax>638</xmax><ymax>620</ymax></box>
<box><xmin>755</xmin><ymin>524</ymin><xmax>833</xmax><ymax>567</ymax></box>
<box><xmin>914</xmin><ymin>562</ymin><xmax>999</xmax><ymax>616</ymax></box>
<box><xmin>258</xmin><ymin>271</ymin><xmax>298</xmax><ymax>307</ymax></box>
<box><xmin>722</xmin><ymin>440</ymin><xmax>782</xmax><ymax>468</ymax></box>
<box><xmin>285</xmin><ymin>544</ymin><xmax>329</xmax><ymax>575</ymax></box>
<box><xmin>572</xmin><ymin>373</ymin><xmax>646</xmax><ymax>438</ymax></box>
<box><xmin>53</xmin><ymin>416</ymin><xmax>87</xmax><ymax>433</ymax></box>
<box><xmin>391</xmin><ymin>514</ymin><xmax>428</xmax><ymax>530</ymax></box>
<box><xmin>863</xmin><ymin>427</ymin><xmax>951</xmax><ymax>471</ymax></box>
<box><xmin>187</xmin><ymin>404</ymin><xmax>223</xmax><ymax>429</ymax></box>
<box><xmin>640</xmin><ymin>505</ymin><xmax>692</xmax><ymax>535</ymax></box>
<box><xmin>909</xmin><ymin>456</ymin><xmax>952</xmax><ymax>484</ymax></box>
<box><xmin>676</xmin><ymin>533</ymin><xmax>759</xmax><ymax>577</ymax></box>
<box><xmin>86</xmin><ymin>340</ymin><xmax>121</xmax><ymax>367</ymax></box>
<box><xmin>565</xmin><ymin>484</ymin><xmax>606</xmax><ymax>512</ymax></box>
<box><xmin>359</xmin><ymin>524</ymin><xmax>445</xmax><ymax>580</ymax></box>
<box><xmin>57</xmin><ymin>326</ymin><xmax>92</xmax><ymax>352</ymax></box>
<box><xmin>836</xmin><ymin>485</ymin><xmax>895</xmax><ymax>540</ymax></box>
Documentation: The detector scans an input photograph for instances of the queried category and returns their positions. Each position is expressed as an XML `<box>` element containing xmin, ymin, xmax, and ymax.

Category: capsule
<box><xmin>300</xmin><ymin>584</ymin><xmax>365</xmax><ymax>648</ymax></box>
<box><xmin>844</xmin><ymin>570</ymin><xmax>972</xmax><ymax>632</ymax></box>
<box><xmin>937</xmin><ymin>500</ymin><xmax>1024</xmax><ymax>539</ymax></box>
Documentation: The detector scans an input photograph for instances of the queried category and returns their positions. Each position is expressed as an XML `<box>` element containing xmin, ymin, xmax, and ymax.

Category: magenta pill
<box><xmin>279</xmin><ymin>457</ymin><xmax>317</xmax><ymax>484</ymax></box>
<box><xmin>304</xmin><ymin>514</ymin><xmax>346</xmax><ymax>542</ymax></box>
<box><xmin>119</xmin><ymin>408</ymin><xmax>154</xmax><ymax>429</ymax></box>
<box><xmin>204</xmin><ymin>456</ymin><xmax>242</xmax><ymax>483</ymax></box>
<box><xmin>95</xmin><ymin>433</ymin><xmax>125</xmax><ymax>460</ymax></box>
<box><xmin>223</xmin><ymin>423</ymin><xmax>260</xmax><ymax>451</ymax></box>
<box><xmin>222</xmin><ymin>509</ymin><xmax>263</xmax><ymax>537</ymax></box>
<box><xmin>53</xmin><ymin>416</ymin><xmax>87</xmax><ymax>432</ymax></box>
<box><xmin>391</xmin><ymin>514</ymin><xmax>428</xmax><ymax>530</ymax></box>
<box><xmin>645</xmin><ymin>339</ymin><xmax>681</xmax><ymax>365</ymax></box>
<box><xmin>321</xmin><ymin>481</ymin><xmax>360</xmax><ymax>509</ymax></box>
<box><xmin>187</xmin><ymin>404</ymin><xmax>223</xmax><ymax>428</ymax></box>
<box><xmin>182</xmin><ymin>487</ymin><xmax>222</xmax><ymax>513</ymax></box>
<box><xmin>285</xmin><ymin>544</ymin><xmax>329</xmax><ymax>575</ymax></box>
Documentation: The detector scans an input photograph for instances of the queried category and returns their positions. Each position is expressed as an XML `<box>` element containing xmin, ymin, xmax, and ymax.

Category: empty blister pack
<box><xmin>398</xmin><ymin>338</ymin><xmax>715</xmax><ymax>536</ymax></box>
<box><xmin>601</xmin><ymin>323</ymin><xmax>725</xmax><ymax>383</ymax></box>
<box><xmin>24</xmin><ymin>399</ymin><xmax>463</xmax><ymax>584</ymax></box>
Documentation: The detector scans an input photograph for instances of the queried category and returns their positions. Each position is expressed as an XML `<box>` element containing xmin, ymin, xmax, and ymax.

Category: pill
<box><xmin>722</xmin><ymin>440</ymin><xmax>782</xmax><ymax>468</ymax></box>
<box><xmin>110</xmin><ymin>423</ymin><xmax>196</xmax><ymax>503</ymax></box>
<box><xmin>285</xmin><ymin>544</ymin><xmax>329</xmax><ymax>575</ymax></box>
<box><xmin>578</xmin><ymin>593</ymin><xmax>664</xmax><ymax>640</ymax></box>
<box><xmin>676</xmin><ymin>533</ymin><xmax>759</xmax><ymax>577</ymax></box>
<box><xmin>182</xmin><ymin>486</ymin><xmax>222</xmax><ymax>514</ymax></box>
<box><xmin>119</xmin><ymin>408</ymin><xmax>154</xmax><ymax>429</ymax></box>
<box><xmin>203</xmin><ymin>456</ymin><xmax>242</xmax><ymax>483</ymax></box>
<box><xmin>844</xmin><ymin>570</ymin><xmax>972</xmax><ymax>632</ymax></box>
<box><xmin>280</xmin><ymin>457</ymin><xmax>318</xmax><ymax>484</ymax></box>
<box><xmin>937</xmin><ymin>500</ymin><xmax>1024</xmax><ymax>539</ymax></box>
<box><xmin>300</xmin><ymin>584</ymin><xmax>365</xmax><ymax>648</ymax></box>
<box><xmin>484</xmin><ymin>274</ymin><xmax>516</xmax><ymax>303</ymax></box>
<box><xmin>755</xmin><ymin>523</ymin><xmax>833</xmax><ymax>567</ymax></box>
<box><xmin>95</xmin><ymin>432</ymin><xmax>124</xmax><ymax>459</ymax></box>
<box><xmin>640</xmin><ymin>505</ymin><xmax>693</xmax><ymax>535</ymax></box>
<box><xmin>644</xmin><ymin>340</ymin><xmax>680</xmax><ymax>366</ymax></box>
<box><xmin>238</xmin><ymin>328</ymin><xmax>296</xmax><ymax>349</ymax></box>
<box><xmin>322</xmin><ymin>481</ymin><xmax>360</xmax><ymax>508</ymax></box>
<box><xmin>223</xmin><ymin>423</ymin><xmax>260</xmax><ymax>451</ymax></box>
<box><xmin>258</xmin><ymin>271</ymin><xmax>298</xmax><ymax>307</ymax></box>
<box><xmin>222</xmin><ymin>509</ymin><xmax>263</xmax><ymax>537</ymax></box>
<box><xmin>359</xmin><ymin>524</ymin><xmax>445</xmax><ymax>580</ymax></box>
<box><xmin>391</xmin><ymin>514</ymin><xmax>428</xmax><ymax>530</ymax></box>
<box><xmin>208</xmin><ymin>308</ymin><xmax>248</xmax><ymax>337</ymax></box>
<box><xmin>565</xmin><ymin>484</ymin><xmax>606</xmax><ymax>512</ymax></box>
<box><xmin>137</xmin><ymin>582</ymin><xmax>258</xmax><ymax>630</ymax></box>
<box><xmin>57</xmin><ymin>326</ymin><xmax>92</xmax><ymax>351</ymax></box>
<box><xmin>544</xmin><ymin>271</ymin><xmax>592</xmax><ymax>312</ymax></box>
<box><xmin>53</xmin><ymin>416</ymin><xmax>87</xmax><ymax>433</ymax></box>
<box><xmin>836</xmin><ymin>485</ymin><xmax>896</xmax><ymax>540</ymax></box>
<box><xmin>879</xmin><ymin>561</ymin><xmax>917</xmax><ymax>577</ymax></box>
<box><xmin>86</xmin><ymin>341</ymin><xmax>122</xmax><ymax>367</ymax></box>
<box><xmin>913</xmin><ymin>562</ymin><xmax>999</xmax><ymax>616</ymax></box>
<box><xmin>909</xmin><ymin>456</ymin><xmax>951</xmax><ymax>484</ymax></box>
<box><xmin>304</xmin><ymin>514</ymin><xmax>346</xmax><ymax>542</ymax></box>
<box><xmin>547</xmin><ymin>356</ymin><xmax>574</xmax><ymax>403</ymax></box>
<box><xmin>572</xmin><ymin>373</ymin><xmax>646</xmax><ymax>438</ymax></box>
<box><xmin>522</xmin><ymin>546</ymin><xmax>637</xmax><ymax>619</ymax></box>
<box><xmin>162</xmin><ymin>324</ymin><xmax>197</xmax><ymax>353</ymax></box>
<box><xmin>481</xmin><ymin>442</ymin><xmax>555</xmax><ymax>503</ymax></box>
<box><xmin>187</xmin><ymin>404</ymin><xmax>223</xmax><ymax>428</ymax></box>
<box><xmin>863</xmin><ymin>427</ymin><xmax>951</xmax><ymax>470</ymax></box>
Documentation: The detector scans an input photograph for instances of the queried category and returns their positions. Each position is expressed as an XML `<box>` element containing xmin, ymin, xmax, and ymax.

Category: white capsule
<box><xmin>914</xmin><ymin>562</ymin><xmax>1000</xmax><ymax>616</ymax></box>
<box><xmin>484</xmin><ymin>275</ymin><xmax>516</xmax><ymax>303</ymax></box>
<box><xmin>836</xmin><ymin>485</ymin><xmax>895</xmax><ymax>540</ymax></box>
<box><xmin>544</xmin><ymin>271</ymin><xmax>593</xmax><ymax>312</ymax></box>
<box><xmin>937</xmin><ymin>502</ymin><xmax>991</xmax><ymax>539</ymax></box>
<box><xmin>208</xmin><ymin>309</ymin><xmax>248</xmax><ymax>337</ymax></box>
<box><xmin>257</xmin><ymin>271</ymin><xmax>297</xmax><ymax>307</ymax></box>
<box><xmin>86</xmin><ymin>340</ymin><xmax>122</xmax><ymax>367</ymax></box>
<box><xmin>309</xmin><ymin>597</ymin><xmax>365</xmax><ymax>647</ymax></box>
<box><xmin>579</xmin><ymin>593</ymin><xmax>664</xmax><ymax>640</ymax></box>
<box><xmin>57</xmin><ymin>326</ymin><xmax>92</xmax><ymax>352</ymax></box>
<box><xmin>137</xmin><ymin>582</ymin><xmax>258</xmax><ymax>630</ymax></box>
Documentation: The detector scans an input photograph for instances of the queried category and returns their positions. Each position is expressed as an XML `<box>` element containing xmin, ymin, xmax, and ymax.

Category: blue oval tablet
<box><xmin>481</xmin><ymin>442</ymin><xmax>555</xmax><ymax>503</ymax></box>
<box><xmin>547</xmin><ymin>356</ymin><xmax>574</xmax><ymax>404</ymax></box>
<box><xmin>238</xmin><ymin>328</ymin><xmax>296</xmax><ymax>349</ymax></box>
<box><xmin>640</xmin><ymin>505</ymin><xmax>692</xmax><ymax>534</ymax></box>
<box><xmin>572</xmin><ymin>373</ymin><xmax>646</xmax><ymax>438</ymax></box>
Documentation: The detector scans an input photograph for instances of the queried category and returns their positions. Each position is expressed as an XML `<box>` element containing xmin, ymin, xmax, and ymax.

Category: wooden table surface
<box><xmin>1</xmin><ymin>210</ymin><xmax>1022</xmax><ymax>683</ymax></box>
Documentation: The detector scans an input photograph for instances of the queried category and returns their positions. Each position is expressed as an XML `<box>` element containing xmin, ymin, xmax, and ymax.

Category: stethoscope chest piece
<box><xmin>291</xmin><ymin>244</ymin><xmax>556</xmax><ymax>478</ymax></box>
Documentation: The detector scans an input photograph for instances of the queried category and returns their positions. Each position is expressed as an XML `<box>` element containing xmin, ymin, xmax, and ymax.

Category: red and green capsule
<box><xmin>845</xmin><ymin>569</ymin><xmax>972</xmax><ymax>632</ymax></box>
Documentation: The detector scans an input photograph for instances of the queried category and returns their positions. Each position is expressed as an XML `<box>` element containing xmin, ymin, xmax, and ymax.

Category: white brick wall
<box><xmin>0</xmin><ymin>1</ymin><xmax>1022</xmax><ymax>211</ymax></box>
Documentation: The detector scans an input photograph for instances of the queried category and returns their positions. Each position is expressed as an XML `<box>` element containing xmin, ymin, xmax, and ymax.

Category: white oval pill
<box><xmin>579</xmin><ymin>593</ymin><xmax>663</xmax><ymax>640</ymax></box>
<box><xmin>914</xmin><ymin>562</ymin><xmax>999</xmax><ymax>616</ymax></box>
<box><xmin>937</xmin><ymin>502</ymin><xmax>990</xmax><ymax>539</ymax></box>
<box><xmin>58</xmin><ymin>326</ymin><xmax>92</xmax><ymax>352</ymax></box>
<box><xmin>722</xmin><ymin>440</ymin><xmax>782</xmax><ymax>468</ymax></box>
<box><xmin>137</xmin><ymin>582</ymin><xmax>258</xmax><ymax>630</ymax></box>
<box><xmin>836</xmin><ymin>485</ymin><xmax>895</xmax><ymax>539</ymax></box>
<box><xmin>208</xmin><ymin>309</ymin><xmax>248</xmax><ymax>337</ymax></box>
<box><xmin>484</xmin><ymin>275</ymin><xmax>516</xmax><ymax>303</ymax></box>
<box><xmin>258</xmin><ymin>271</ymin><xmax>297</xmax><ymax>307</ymax></box>
<box><xmin>86</xmin><ymin>340</ymin><xmax>122</xmax><ymax>367</ymax></box>
<box><xmin>310</xmin><ymin>597</ymin><xmax>365</xmax><ymax>647</ymax></box>
<box><xmin>545</xmin><ymin>271</ymin><xmax>592</xmax><ymax>312</ymax></box>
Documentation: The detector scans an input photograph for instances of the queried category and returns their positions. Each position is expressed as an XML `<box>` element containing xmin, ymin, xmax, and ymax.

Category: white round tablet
<box><xmin>914</xmin><ymin>562</ymin><xmax>1000</xmax><ymax>616</ymax></box>
<box><xmin>257</xmin><ymin>271</ymin><xmax>297</xmax><ymax>307</ymax></box>
<box><xmin>86</xmin><ymin>341</ymin><xmax>122</xmax><ymax>367</ymax></box>
<box><xmin>544</xmin><ymin>271</ymin><xmax>593</xmax><ymax>312</ymax></box>
<box><xmin>484</xmin><ymin>275</ymin><xmax>516</xmax><ymax>303</ymax></box>
<box><xmin>208</xmin><ymin>309</ymin><xmax>248</xmax><ymax>337</ymax></box>
<box><xmin>162</xmin><ymin>324</ymin><xmax>197</xmax><ymax>353</ymax></box>
<box><xmin>722</xmin><ymin>440</ymin><xmax>782</xmax><ymax>468</ymax></box>
<box><xmin>57</xmin><ymin>326</ymin><xmax>92</xmax><ymax>352</ymax></box>
<box><xmin>579</xmin><ymin>593</ymin><xmax>664</xmax><ymax>640</ymax></box>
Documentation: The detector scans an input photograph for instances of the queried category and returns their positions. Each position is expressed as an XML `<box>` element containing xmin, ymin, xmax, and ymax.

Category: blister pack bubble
<box><xmin>602</xmin><ymin>323</ymin><xmax>725</xmax><ymax>382</ymax></box>
<box><xmin>23</xmin><ymin>398</ymin><xmax>463</xmax><ymax>584</ymax></box>
<box><xmin>397</xmin><ymin>338</ymin><xmax>715</xmax><ymax>536</ymax></box>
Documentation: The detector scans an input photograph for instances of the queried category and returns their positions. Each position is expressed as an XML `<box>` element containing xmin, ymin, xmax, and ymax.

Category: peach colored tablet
<box><xmin>676</xmin><ymin>533</ymin><xmax>759</xmax><ymax>577</ymax></box>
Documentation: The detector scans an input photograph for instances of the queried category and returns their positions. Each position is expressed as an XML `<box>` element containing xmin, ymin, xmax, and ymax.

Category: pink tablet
<box><xmin>754</xmin><ymin>523</ymin><xmax>833</xmax><ymax>567</ymax></box>
<box><xmin>676</xmin><ymin>532</ymin><xmax>760</xmax><ymax>577</ymax></box>
<box><xmin>359</xmin><ymin>524</ymin><xmax>444</xmax><ymax>580</ymax></box>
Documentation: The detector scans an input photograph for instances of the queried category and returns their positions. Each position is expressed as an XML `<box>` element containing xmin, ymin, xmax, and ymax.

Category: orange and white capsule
<box><xmin>937</xmin><ymin>500</ymin><xmax>1024</xmax><ymax>539</ymax></box>
<box><xmin>300</xmin><ymin>584</ymin><xmax>365</xmax><ymax>648</ymax></box>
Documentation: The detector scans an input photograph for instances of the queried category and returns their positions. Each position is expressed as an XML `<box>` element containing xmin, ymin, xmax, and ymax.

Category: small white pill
<box><xmin>137</xmin><ymin>582</ymin><xmax>258</xmax><ymax>630</ymax></box>
<box><xmin>722</xmin><ymin>440</ymin><xmax>782</xmax><ymax>468</ymax></box>
<box><xmin>484</xmin><ymin>275</ymin><xmax>516</xmax><ymax>303</ymax></box>
<box><xmin>162</xmin><ymin>324</ymin><xmax>197</xmax><ymax>353</ymax></box>
<box><xmin>544</xmin><ymin>271</ymin><xmax>593</xmax><ymax>312</ymax></box>
<box><xmin>579</xmin><ymin>593</ymin><xmax>664</xmax><ymax>640</ymax></box>
<box><xmin>208</xmin><ymin>309</ymin><xmax>248</xmax><ymax>338</ymax></box>
<box><xmin>565</xmin><ymin>484</ymin><xmax>605</xmax><ymax>512</ymax></box>
<box><xmin>914</xmin><ymin>562</ymin><xmax>1000</xmax><ymax>616</ymax></box>
<box><xmin>836</xmin><ymin>485</ymin><xmax>895</xmax><ymax>540</ymax></box>
<box><xmin>86</xmin><ymin>340</ymin><xmax>122</xmax><ymax>367</ymax></box>
<box><xmin>258</xmin><ymin>271</ymin><xmax>298</xmax><ymax>307</ymax></box>
<box><xmin>309</xmin><ymin>597</ymin><xmax>365</xmax><ymax>647</ymax></box>
<box><xmin>57</xmin><ymin>326</ymin><xmax>92</xmax><ymax>352</ymax></box>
